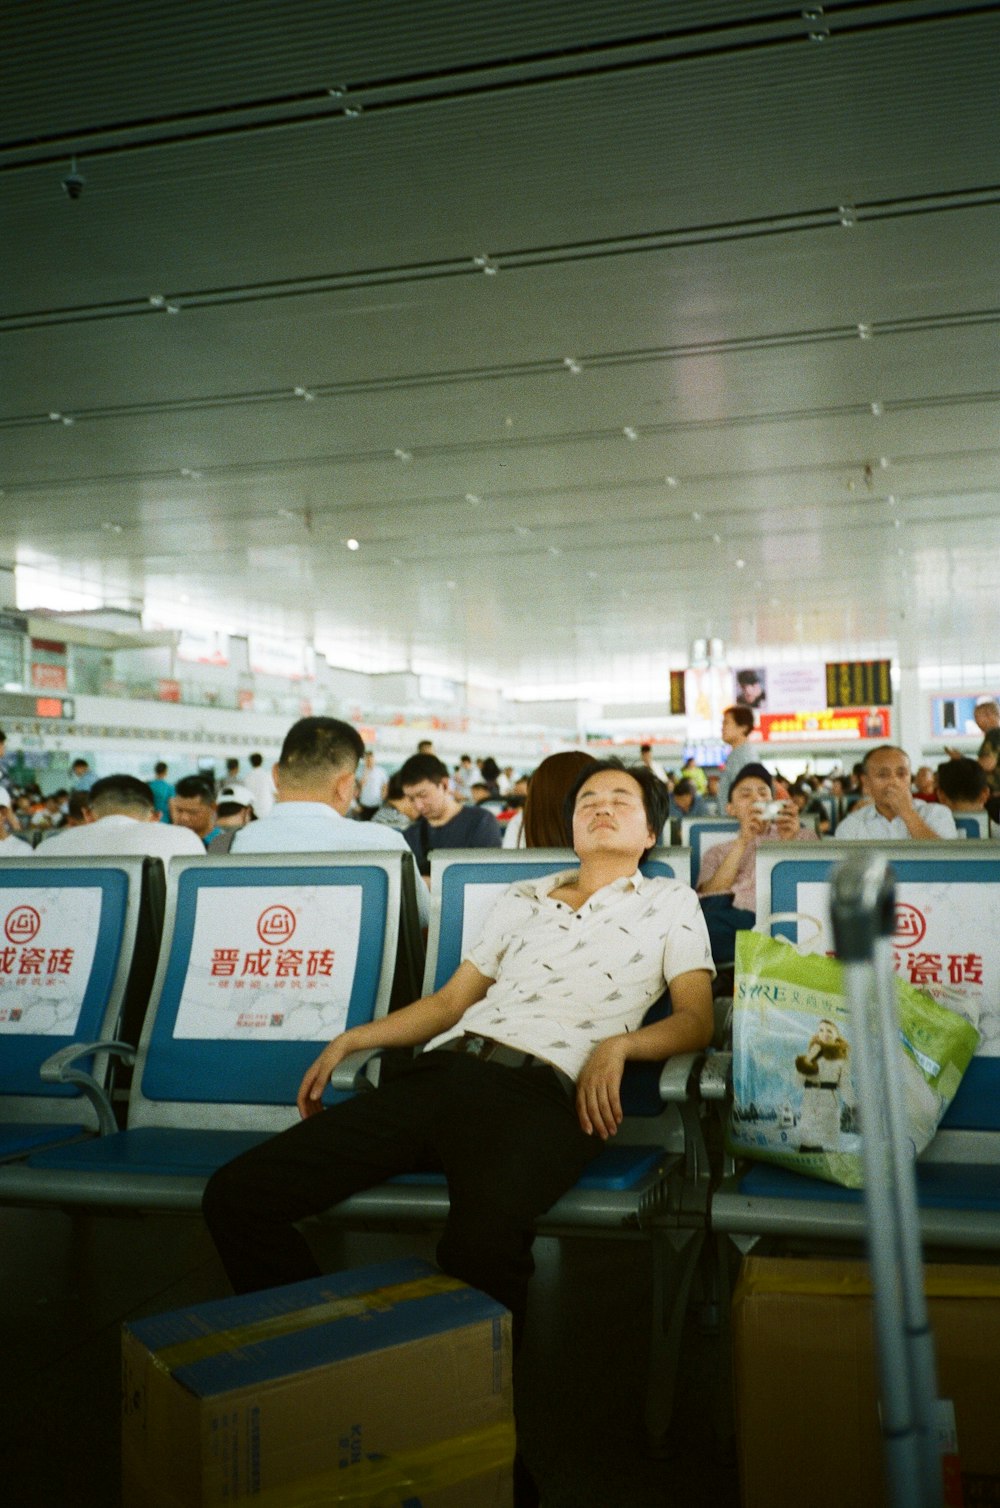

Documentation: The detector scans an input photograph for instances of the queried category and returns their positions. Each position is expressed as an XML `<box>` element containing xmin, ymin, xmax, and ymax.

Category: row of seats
<box><xmin>0</xmin><ymin>844</ymin><xmax>705</xmax><ymax>1453</ymax></box>
<box><xmin>3</xmin><ymin>839</ymin><xmax>998</xmax><ymax>1446</ymax></box>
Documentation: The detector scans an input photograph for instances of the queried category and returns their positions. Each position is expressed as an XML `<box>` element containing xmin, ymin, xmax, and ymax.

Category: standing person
<box><xmin>717</xmin><ymin>705</ymin><xmax>758</xmax><ymax>807</ymax></box>
<box><xmin>681</xmin><ymin>755</ymin><xmax>708</xmax><ymax>795</ymax></box>
<box><xmin>357</xmin><ymin>749</ymin><xmax>388</xmax><ymax>820</ymax></box>
<box><xmin>70</xmin><ymin>758</ymin><xmax>96</xmax><ymax>792</ymax></box>
<box><xmin>202</xmin><ymin>761</ymin><xmax>714</xmax><ymax>1508</ymax></box>
<box><xmin>228</xmin><ymin>718</ymin><xmax>429</xmax><ymax>928</ymax></box>
<box><xmin>835</xmin><ymin>747</ymin><xmax>957</xmax><ymax>841</ymax></box>
<box><xmin>148</xmin><ymin>762</ymin><xmax>174</xmax><ymax>822</ymax></box>
<box><xmin>399</xmin><ymin>753</ymin><xmax>502</xmax><ymax>876</ymax></box>
<box><xmin>639</xmin><ymin>744</ymin><xmax>668</xmax><ymax>782</ymax></box>
<box><xmin>973</xmin><ymin>696</ymin><xmax>1000</xmax><ymax>795</ymax></box>
<box><xmin>243</xmin><ymin>752</ymin><xmax>275</xmax><ymax>818</ymax></box>
<box><xmin>453</xmin><ymin>754</ymin><xmax>478</xmax><ymax>802</ymax></box>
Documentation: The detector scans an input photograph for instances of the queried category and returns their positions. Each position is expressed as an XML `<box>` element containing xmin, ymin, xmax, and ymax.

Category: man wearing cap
<box><xmin>207</xmin><ymin>784</ymin><xmax>256</xmax><ymax>850</ymax></box>
<box><xmin>697</xmin><ymin>763</ymin><xmax>818</xmax><ymax>966</ymax></box>
<box><xmin>40</xmin><ymin>775</ymin><xmax>205</xmax><ymax>858</ymax></box>
<box><xmin>0</xmin><ymin>786</ymin><xmax>35</xmax><ymax>855</ymax></box>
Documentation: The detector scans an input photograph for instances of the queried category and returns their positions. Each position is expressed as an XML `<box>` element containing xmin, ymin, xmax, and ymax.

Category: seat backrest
<box><xmin>754</xmin><ymin>839</ymin><xmax>1000</xmax><ymax>1131</ymax></box>
<box><xmin>129</xmin><ymin>851</ymin><xmax>405</xmax><ymax>1133</ymax></box>
<box><xmin>0</xmin><ymin>855</ymin><xmax>146</xmax><ymax>1127</ymax></box>
<box><xmin>954</xmin><ymin>812</ymin><xmax>989</xmax><ymax>840</ymax></box>
<box><xmin>680</xmin><ymin>818</ymin><xmax>740</xmax><ymax>887</ymax></box>
<box><xmin>424</xmin><ymin>845</ymin><xmax>692</xmax><ymax>994</ymax></box>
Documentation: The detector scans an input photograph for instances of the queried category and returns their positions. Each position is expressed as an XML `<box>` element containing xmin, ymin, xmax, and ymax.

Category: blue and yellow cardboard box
<box><xmin>122</xmin><ymin>1257</ymin><xmax>513</xmax><ymax>1506</ymax></box>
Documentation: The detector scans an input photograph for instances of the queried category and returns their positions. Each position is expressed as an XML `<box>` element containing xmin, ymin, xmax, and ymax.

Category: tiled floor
<box><xmin>2</xmin><ymin>1205</ymin><xmax>739</xmax><ymax>1507</ymax></box>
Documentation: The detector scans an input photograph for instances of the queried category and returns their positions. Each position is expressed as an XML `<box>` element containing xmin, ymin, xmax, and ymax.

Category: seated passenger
<box><xmin>399</xmin><ymin>753</ymin><xmax>502</xmax><ymax>877</ymax></box>
<box><xmin>369</xmin><ymin>770</ymin><xmax>417</xmax><ymax>832</ymax></box>
<box><xmin>835</xmin><ymin>746</ymin><xmax>957</xmax><ymax>841</ymax></box>
<box><xmin>207</xmin><ymin>784</ymin><xmax>256</xmax><ymax>851</ymax></box>
<box><xmin>502</xmin><ymin>749</ymin><xmax>596</xmax><ymax>849</ymax></box>
<box><xmin>169</xmin><ymin>775</ymin><xmax>223</xmax><ymax>848</ymax></box>
<box><xmin>936</xmin><ymin>757</ymin><xmax>996</xmax><ymax>833</ymax></box>
<box><xmin>696</xmin><ymin>763</ymin><xmax>818</xmax><ymax>965</ymax></box>
<box><xmin>913</xmin><ymin>765</ymin><xmax>940</xmax><ymax>802</ymax></box>
<box><xmin>669</xmin><ymin>777</ymin><xmax>708</xmax><ymax>823</ymax></box>
<box><xmin>40</xmin><ymin>774</ymin><xmax>205</xmax><ymax>858</ymax></box>
<box><xmin>790</xmin><ymin>778</ymin><xmax>831</xmax><ymax>834</ymax></box>
<box><xmin>228</xmin><ymin>717</ymin><xmax>429</xmax><ymax>928</ymax></box>
<box><xmin>0</xmin><ymin>786</ymin><xmax>35</xmax><ymax>855</ymax></box>
<box><xmin>202</xmin><ymin>761</ymin><xmax>714</xmax><ymax>1508</ymax></box>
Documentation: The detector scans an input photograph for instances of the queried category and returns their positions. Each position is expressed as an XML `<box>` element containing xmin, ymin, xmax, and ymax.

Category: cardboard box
<box><xmin>122</xmin><ymin>1258</ymin><xmax>513</xmax><ymax>1507</ymax></box>
<box><xmin>732</xmin><ymin>1256</ymin><xmax>1000</xmax><ymax>1508</ymax></box>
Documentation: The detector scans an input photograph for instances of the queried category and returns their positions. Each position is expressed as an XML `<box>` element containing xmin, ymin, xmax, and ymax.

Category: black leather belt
<box><xmin>803</xmin><ymin>1080</ymin><xmax>837</xmax><ymax>1089</ymax></box>
<box><xmin>434</xmin><ymin>1033</ymin><xmax>575</xmax><ymax>1098</ymax></box>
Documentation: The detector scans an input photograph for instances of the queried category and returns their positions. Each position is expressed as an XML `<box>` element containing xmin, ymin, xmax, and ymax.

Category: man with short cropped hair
<box><xmin>229</xmin><ymin>717</ymin><xmax>428</xmax><ymax>926</ymax></box>
<box><xmin>836</xmin><ymin>747</ymin><xmax>957</xmax><ymax>841</ymax></box>
<box><xmin>148</xmin><ymin>761</ymin><xmax>174</xmax><ymax>821</ymax></box>
<box><xmin>169</xmin><ymin>776</ymin><xmax>222</xmax><ymax>848</ymax></box>
<box><xmin>42</xmin><ymin>775</ymin><xmax>205</xmax><ymax>857</ymax></box>
<box><xmin>399</xmin><ymin>752</ymin><xmax>502</xmax><ymax>877</ymax></box>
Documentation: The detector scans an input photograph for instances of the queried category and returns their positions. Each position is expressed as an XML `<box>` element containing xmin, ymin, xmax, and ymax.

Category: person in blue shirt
<box><xmin>70</xmin><ymin>757</ymin><xmax>96</xmax><ymax>792</ymax></box>
<box><xmin>148</xmin><ymin>761</ymin><xmax>174</xmax><ymax>822</ymax></box>
<box><xmin>668</xmin><ymin>777</ymin><xmax>708</xmax><ymax>823</ymax></box>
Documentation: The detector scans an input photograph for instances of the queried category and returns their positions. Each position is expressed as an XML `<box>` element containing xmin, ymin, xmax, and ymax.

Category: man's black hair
<box><xmin>0</xmin><ymin>728</ymin><xmax>7</xmax><ymax>742</ymax></box>
<box><xmin>385</xmin><ymin>770</ymin><xmax>406</xmax><ymax>801</ymax></box>
<box><xmin>937</xmin><ymin>757</ymin><xmax>988</xmax><ymax>804</ymax></box>
<box><xmin>154</xmin><ymin>761</ymin><xmax>168</xmax><ymax>776</ymax></box>
<box><xmin>673</xmin><ymin>777</ymin><xmax>696</xmax><ymax>799</ymax></box>
<box><xmin>175</xmin><ymin>774</ymin><xmax>217</xmax><ymax>803</ymax></box>
<box><xmin>249</xmin><ymin>752</ymin><xmax>263</xmax><ymax>768</ymax></box>
<box><xmin>278</xmin><ymin>717</ymin><xmax>364</xmax><ymax>773</ymax></box>
<box><xmin>71</xmin><ymin>757</ymin><xmax>90</xmax><ymax>770</ymax></box>
<box><xmin>724</xmin><ymin>704</ymin><xmax>755</xmax><ymax>734</ymax></box>
<box><xmin>89</xmin><ymin>774</ymin><xmax>156</xmax><ymax>815</ymax></box>
<box><xmin>398</xmin><ymin>752</ymin><xmax>450</xmax><ymax>787</ymax></box>
<box><xmin>736</xmin><ymin>669</ymin><xmax>762</xmax><ymax>687</ymax></box>
<box><xmin>562</xmin><ymin>758</ymin><xmax>669</xmax><ymax>854</ymax></box>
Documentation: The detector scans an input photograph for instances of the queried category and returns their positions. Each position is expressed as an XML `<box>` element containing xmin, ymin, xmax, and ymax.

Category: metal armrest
<box><xmin>39</xmin><ymin>1039</ymin><xmax>136</xmax><ymax>1137</ymax></box>
<box><xmin>658</xmin><ymin>1051</ymin><xmax>703</xmax><ymax>1101</ymax></box>
<box><xmin>328</xmin><ymin>1046</ymin><xmax>385</xmax><ymax>1093</ymax></box>
<box><xmin>699</xmin><ymin>1050</ymin><xmax>733</xmax><ymax>1101</ymax></box>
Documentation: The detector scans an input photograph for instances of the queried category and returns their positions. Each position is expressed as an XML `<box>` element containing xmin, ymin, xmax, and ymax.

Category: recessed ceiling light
<box><xmin>446</xmin><ymin>580</ymin><xmax>457</xmax><ymax>589</ymax></box>
<box><xmin>712</xmin><ymin>533</ymin><xmax>721</xmax><ymax>545</ymax></box>
<box><xmin>563</xmin><ymin>358</ymin><xmax>583</xmax><ymax>375</ymax></box>
<box><xmin>857</xmin><ymin>323</ymin><xmax>873</xmax><ymax>340</ymax></box>
<box><xmin>464</xmin><ymin>493</ymin><xmax>481</xmax><ymax>505</ymax></box>
<box><xmin>735</xmin><ymin>559</ymin><xmax>746</xmax><ymax>569</ymax></box>
<box><xmin>346</xmin><ymin>538</ymin><xmax>360</xmax><ymax>551</ymax></box>
<box><xmin>473</xmin><ymin>254</ymin><xmax>498</xmax><ymax>275</ymax></box>
<box><xmin>870</xmin><ymin>400</ymin><xmax>883</xmax><ymax>416</ymax></box>
<box><xmin>394</xmin><ymin>448</ymin><xmax>413</xmax><ymax>462</ymax></box>
<box><xmin>623</xmin><ymin>426</ymin><xmax>638</xmax><ymax>441</ymax></box>
<box><xmin>691</xmin><ymin>511</ymin><xmax>701</xmax><ymax>521</ymax></box>
<box><xmin>665</xmin><ymin>476</ymin><xmax>679</xmax><ymax>488</ymax></box>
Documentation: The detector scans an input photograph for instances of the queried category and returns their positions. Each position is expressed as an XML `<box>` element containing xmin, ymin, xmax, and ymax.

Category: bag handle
<box><xmin>757</xmin><ymin>910</ymin><xmax>826</xmax><ymax>948</ymax></box>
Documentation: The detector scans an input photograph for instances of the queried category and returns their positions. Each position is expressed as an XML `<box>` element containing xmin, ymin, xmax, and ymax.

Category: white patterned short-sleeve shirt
<box><xmin>426</xmin><ymin>869</ymin><xmax>715</xmax><ymax>1081</ymax></box>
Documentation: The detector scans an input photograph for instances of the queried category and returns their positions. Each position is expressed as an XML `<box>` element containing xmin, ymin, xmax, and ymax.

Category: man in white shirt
<box><xmin>41</xmin><ymin>775</ymin><xmax>205</xmax><ymax>858</ymax></box>
<box><xmin>0</xmin><ymin>786</ymin><xmax>35</xmax><ymax>856</ymax></box>
<box><xmin>836</xmin><ymin>746</ymin><xmax>957</xmax><ymax>841</ymax></box>
<box><xmin>356</xmin><ymin>748</ymin><xmax>388</xmax><ymax>819</ymax></box>
<box><xmin>243</xmin><ymin>752</ymin><xmax>275</xmax><ymax>818</ymax></box>
<box><xmin>202</xmin><ymin>761</ymin><xmax>713</xmax><ymax>1505</ymax></box>
<box><xmin>230</xmin><ymin>717</ymin><xmax>429</xmax><ymax>928</ymax></box>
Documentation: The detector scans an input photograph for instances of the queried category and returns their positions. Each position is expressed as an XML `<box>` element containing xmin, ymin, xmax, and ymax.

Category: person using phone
<box><xmin>696</xmin><ymin>763</ymin><xmax>818</xmax><ymax>968</ymax></box>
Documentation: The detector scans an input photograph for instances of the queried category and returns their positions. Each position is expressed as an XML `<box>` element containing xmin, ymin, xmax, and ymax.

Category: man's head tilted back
<box><xmin>563</xmin><ymin>759</ymin><xmax>669</xmax><ymax>867</ymax></box>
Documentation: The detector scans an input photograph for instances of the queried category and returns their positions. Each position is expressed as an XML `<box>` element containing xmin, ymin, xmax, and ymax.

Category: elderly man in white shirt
<box><xmin>40</xmin><ymin>775</ymin><xmax>205</xmax><ymax>858</ymax></box>
<box><xmin>836</xmin><ymin>746</ymin><xmax>957</xmax><ymax>841</ymax></box>
<box><xmin>202</xmin><ymin>758</ymin><xmax>713</xmax><ymax>1506</ymax></box>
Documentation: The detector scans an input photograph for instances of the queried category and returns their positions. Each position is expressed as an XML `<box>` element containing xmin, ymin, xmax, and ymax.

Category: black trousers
<box><xmin>202</xmin><ymin>1050</ymin><xmax>601</xmax><ymax>1345</ymax></box>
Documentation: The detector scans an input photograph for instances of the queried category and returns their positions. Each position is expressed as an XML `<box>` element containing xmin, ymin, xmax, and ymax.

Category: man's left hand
<box><xmin>576</xmin><ymin>1037</ymin><xmax>629</xmax><ymax>1139</ymax></box>
<box><xmin>773</xmin><ymin>801</ymin><xmax>800</xmax><ymax>840</ymax></box>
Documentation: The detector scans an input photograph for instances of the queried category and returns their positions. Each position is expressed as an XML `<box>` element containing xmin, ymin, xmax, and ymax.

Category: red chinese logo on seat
<box><xmin>4</xmin><ymin>906</ymin><xmax>41</xmax><ymax>945</ymax></box>
<box><xmin>257</xmin><ymin>905</ymin><xmax>297</xmax><ymax>946</ymax></box>
<box><xmin>893</xmin><ymin>903</ymin><xmax>927</xmax><ymax>949</ymax></box>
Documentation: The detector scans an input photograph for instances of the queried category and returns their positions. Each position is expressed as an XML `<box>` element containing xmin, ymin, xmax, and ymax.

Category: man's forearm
<box><xmin>901</xmin><ymin>810</ymin><xmax>944</xmax><ymax>841</ymax></box>
<box><xmin>697</xmin><ymin>839</ymin><xmax>748</xmax><ymax>896</ymax></box>
<box><xmin>619</xmin><ymin>999</ymin><xmax>714</xmax><ymax>1060</ymax></box>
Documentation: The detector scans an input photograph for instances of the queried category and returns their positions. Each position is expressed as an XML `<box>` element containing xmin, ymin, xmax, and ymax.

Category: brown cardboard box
<box><xmin>122</xmin><ymin>1258</ymin><xmax>513</xmax><ymax>1507</ymax></box>
<box><xmin>732</xmin><ymin>1256</ymin><xmax>1000</xmax><ymax>1508</ymax></box>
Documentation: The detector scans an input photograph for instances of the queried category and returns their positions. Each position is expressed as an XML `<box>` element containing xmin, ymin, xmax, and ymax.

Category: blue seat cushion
<box><xmin>739</xmin><ymin>1159</ymin><xmax>1000</xmax><ymax>1212</ymax></box>
<box><xmin>391</xmin><ymin>1143</ymin><xmax>666</xmax><ymax>1194</ymax></box>
<box><xmin>27</xmin><ymin>1126</ymin><xmax>273</xmax><ymax>1177</ymax></box>
<box><xmin>0</xmin><ymin>1123</ymin><xmax>89</xmax><ymax>1162</ymax></box>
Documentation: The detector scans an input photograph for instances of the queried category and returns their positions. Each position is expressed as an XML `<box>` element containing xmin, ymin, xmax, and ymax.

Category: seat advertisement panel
<box><xmin>795</xmin><ymin>881</ymin><xmax>1000</xmax><ymax>1055</ymax></box>
<box><xmin>0</xmin><ymin>888</ymin><xmax>102</xmax><ymax>1036</ymax></box>
<box><xmin>172</xmin><ymin>885</ymin><xmax>363</xmax><ymax>1041</ymax></box>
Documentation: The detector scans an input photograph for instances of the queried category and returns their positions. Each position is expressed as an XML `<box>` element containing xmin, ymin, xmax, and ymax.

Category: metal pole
<box><xmin>830</xmin><ymin>852</ymin><xmax>942</xmax><ymax>1508</ymax></box>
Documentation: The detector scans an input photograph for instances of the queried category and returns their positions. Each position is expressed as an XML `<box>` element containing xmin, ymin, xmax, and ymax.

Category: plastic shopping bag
<box><xmin>730</xmin><ymin>929</ymin><xmax>980</xmax><ymax>1188</ymax></box>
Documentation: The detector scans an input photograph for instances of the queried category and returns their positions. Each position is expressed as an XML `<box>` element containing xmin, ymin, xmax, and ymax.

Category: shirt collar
<box><xmin>269</xmin><ymin>802</ymin><xmax>344</xmax><ymax>821</ymax></box>
<box><xmin>528</xmin><ymin>866</ymin><xmax>650</xmax><ymax>902</ymax></box>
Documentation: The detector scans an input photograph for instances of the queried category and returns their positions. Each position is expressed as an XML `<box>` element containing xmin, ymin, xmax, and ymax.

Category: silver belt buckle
<box><xmin>466</xmin><ymin>1034</ymin><xmax>487</xmax><ymax>1057</ymax></box>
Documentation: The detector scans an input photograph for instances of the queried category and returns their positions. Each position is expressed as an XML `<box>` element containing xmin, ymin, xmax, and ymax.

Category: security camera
<box><xmin>62</xmin><ymin>171</ymin><xmax>85</xmax><ymax>200</ymax></box>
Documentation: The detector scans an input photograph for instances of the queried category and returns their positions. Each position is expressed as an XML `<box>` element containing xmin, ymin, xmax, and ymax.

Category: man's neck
<box><xmin>275</xmin><ymin>791</ymin><xmax>338</xmax><ymax>810</ymax></box>
<box><xmin>424</xmin><ymin>797</ymin><xmax>462</xmax><ymax>828</ymax></box>
<box><xmin>560</xmin><ymin>854</ymin><xmax>643</xmax><ymax>902</ymax></box>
